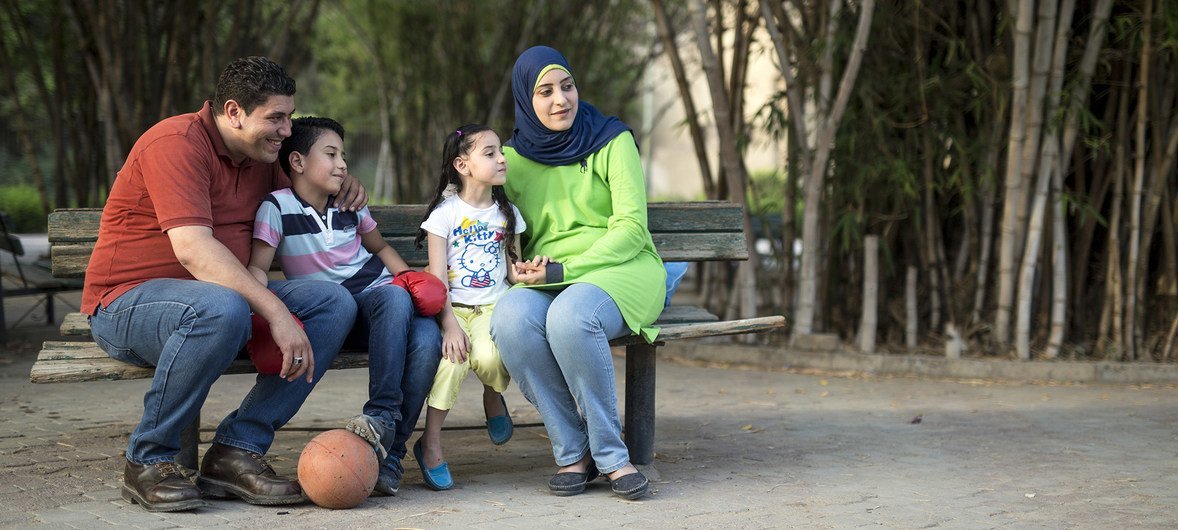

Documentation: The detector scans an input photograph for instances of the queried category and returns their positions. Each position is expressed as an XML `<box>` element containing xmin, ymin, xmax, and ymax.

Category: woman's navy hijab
<box><xmin>507</xmin><ymin>46</ymin><xmax>631</xmax><ymax>166</ymax></box>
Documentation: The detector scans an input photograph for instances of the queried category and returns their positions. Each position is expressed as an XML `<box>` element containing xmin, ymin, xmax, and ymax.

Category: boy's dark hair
<box><xmin>279</xmin><ymin>117</ymin><xmax>346</xmax><ymax>176</ymax></box>
<box><xmin>415</xmin><ymin>123</ymin><xmax>518</xmax><ymax>263</ymax></box>
<box><xmin>213</xmin><ymin>56</ymin><xmax>296</xmax><ymax>116</ymax></box>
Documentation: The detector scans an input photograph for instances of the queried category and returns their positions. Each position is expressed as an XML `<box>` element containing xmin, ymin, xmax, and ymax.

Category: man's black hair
<box><xmin>212</xmin><ymin>56</ymin><xmax>296</xmax><ymax>116</ymax></box>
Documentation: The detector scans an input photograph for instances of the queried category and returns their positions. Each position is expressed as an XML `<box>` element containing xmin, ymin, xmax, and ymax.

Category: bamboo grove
<box><xmin>2</xmin><ymin>0</ymin><xmax>1176</xmax><ymax>361</ymax></box>
<box><xmin>667</xmin><ymin>0</ymin><xmax>1177</xmax><ymax>361</ymax></box>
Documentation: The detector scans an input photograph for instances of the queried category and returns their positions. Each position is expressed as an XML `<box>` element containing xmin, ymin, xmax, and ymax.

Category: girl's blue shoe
<box><xmin>413</xmin><ymin>439</ymin><xmax>453</xmax><ymax>491</ymax></box>
<box><xmin>486</xmin><ymin>395</ymin><xmax>513</xmax><ymax>445</ymax></box>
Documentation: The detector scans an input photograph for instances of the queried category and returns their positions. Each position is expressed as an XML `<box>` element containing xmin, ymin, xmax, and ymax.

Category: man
<box><xmin>83</xmin><ymin>56</ymin><xmax>366</xmax><ymax>512</ymax></box>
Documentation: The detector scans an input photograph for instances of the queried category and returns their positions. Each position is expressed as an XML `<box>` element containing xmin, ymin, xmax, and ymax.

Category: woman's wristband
<box><xmin>545</xmin><ymin>262</ymin><xmax>564</xmax><ymax>284</ymax></box>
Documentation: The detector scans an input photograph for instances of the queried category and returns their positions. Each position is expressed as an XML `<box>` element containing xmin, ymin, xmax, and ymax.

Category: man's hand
<box><xmin>333</xmin><ymin>171</ymin><xmax>368</xmax><ymax>212</ymax></box>
<box><xmin>272</xmin><ymin>313</ymin><xmax>315</xmax><ymax>382</ymax></box>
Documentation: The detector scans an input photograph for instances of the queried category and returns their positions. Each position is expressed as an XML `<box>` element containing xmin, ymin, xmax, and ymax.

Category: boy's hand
<box><xmin>441</xmin><ymin>320</ymin><xmax>470</xmax><ymax>364</ymax></box>
<box><xmin>333</xmin><ymin>171</ymin><xmax>368</xmax><ymax>212</ymax></box>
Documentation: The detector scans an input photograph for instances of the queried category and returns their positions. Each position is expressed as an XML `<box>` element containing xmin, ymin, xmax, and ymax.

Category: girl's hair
<box><xmin>415</xmin><ymin>123</ymin><xmax>518</xmax><ymax>263</ymax></box>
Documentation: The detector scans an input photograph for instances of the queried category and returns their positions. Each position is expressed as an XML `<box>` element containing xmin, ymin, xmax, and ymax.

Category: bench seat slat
<box><xmin>59</xmin><ymin>305</ymin><xmax>720</xmax><ymax>339</ymax></box>
<box><xmin>34</xmin><ymin>316</ymin><xmax>784</xmax><ymax>383</ymax></box>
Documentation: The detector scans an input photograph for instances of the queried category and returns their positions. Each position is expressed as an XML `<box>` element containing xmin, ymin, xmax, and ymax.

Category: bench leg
<box><xmin>45</xmin><ymin>293</ymin><xmax>55</xmax><ymax>325</ymax></box>
<box><xmin>624</xmin><ymin>342</ymin><xmax>656</xmax><ymax>465</ymax></box>
<box><xmin>178</xmin><ymin>416</ymin><xmax>201</xmax><ymax>470</ymax></box>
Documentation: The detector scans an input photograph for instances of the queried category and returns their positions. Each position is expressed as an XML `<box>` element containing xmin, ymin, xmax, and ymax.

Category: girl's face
<box><xmin>293</xmin><ymin>130</ymin><xmax>347</xmax><ymax>196</ymax></box>
<box><xmin>457</xmin><ymin>131</ymin><xmax>507</xmax><ymax>186</ymax></box>
<box><xmin>532</xmin><ymin>68</ymin><xmax>578</xmax><ymax>132</ymax></box>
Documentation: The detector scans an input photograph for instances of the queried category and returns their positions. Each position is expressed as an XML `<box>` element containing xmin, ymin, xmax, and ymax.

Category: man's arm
<box><xmin>168</xmin><ymin>225</ymin><xmax>314</xmax><ymax>382</ymax></box>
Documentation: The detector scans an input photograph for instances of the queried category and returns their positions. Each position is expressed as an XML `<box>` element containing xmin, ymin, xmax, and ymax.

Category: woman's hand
<box><xmin>513</xmin><ymin>255</ymin><xmax>552</xmax><ymax>285</ymax></box>
<box><xmin>441</xmin><ymin>319</ymin><xmax>470</xmax><ymax>364</ymax></box>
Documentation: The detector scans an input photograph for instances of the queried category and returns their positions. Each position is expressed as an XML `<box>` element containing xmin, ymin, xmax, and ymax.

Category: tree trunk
<box><xmin>906</xmin><ymin>265</ymin><xmax>918</xmax><ymax>349</ymax></box>
<box><xmin>793</xmin><ymin>0</ymin><xmax>876</xmax><ymax>337</ymax></box>
<box><xmin>994</xmin><ymin>0</ymin><xmax>1035</xmax><ymax>348</ymax></box>
<box><xmin>1125</xmin><ymin>0</ymin><xmax>1153</xmax><ymax>360</ymax></box>
<box><xmin>651</xmin><ymin>0</ymin><xmax>715</xmax><ymax>198</ymax></box>
<box><xmin>1046</xmin><ymin>153</ymin><xmax>1068</xmax><ymax>359</ymax></box>
<box><xmin>859</xmin><ymin>235</ymin><xmax>879</xmax><ymax>353</ymax></box>
<box><xmin>687</xmin><ymin>0</ymin><xmax>758</xmax><ymax>322</ymax></box>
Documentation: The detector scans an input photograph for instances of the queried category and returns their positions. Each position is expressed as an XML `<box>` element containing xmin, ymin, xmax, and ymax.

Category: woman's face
<box><xmin>532</xmin><ymin>68</ymin><xmax>579</xmax><ymax>132</ymax></box>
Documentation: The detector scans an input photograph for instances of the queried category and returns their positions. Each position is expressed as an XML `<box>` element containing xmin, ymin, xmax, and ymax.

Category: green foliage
<box><xmin>303</xmin><ymin>0</ymin><xmax>655</xmax><ymax>203</ymax></box>
<box><xmin>0</xmin><ymin>185</ymin><xmax>46</xmax><ymax>232</ymax></box>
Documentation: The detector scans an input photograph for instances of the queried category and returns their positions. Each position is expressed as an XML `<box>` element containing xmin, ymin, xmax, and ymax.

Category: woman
<box><xmin>490</xmin><ymin>46</ymin><xmax>665</xmax><ymax>501</ymax></box>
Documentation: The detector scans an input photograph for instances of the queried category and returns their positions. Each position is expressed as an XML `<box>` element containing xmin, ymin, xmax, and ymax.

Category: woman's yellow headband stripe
<box><xmin>534</xmin><ymin>64</ymin><xmax>572</xmax><ymax>92</ymax></box>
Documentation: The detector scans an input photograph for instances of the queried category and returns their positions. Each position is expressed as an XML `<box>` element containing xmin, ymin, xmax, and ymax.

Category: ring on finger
<box><xmin>293</xmin><ymin>356</ymin><xmax>304</xmax><ymax>365</ymax></box>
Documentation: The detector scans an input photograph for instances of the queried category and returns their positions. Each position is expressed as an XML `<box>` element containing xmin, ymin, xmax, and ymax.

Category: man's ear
<box><xmin>452</xmin><ymin>156</ymin><xmax>468</xmax><ymax>176</ymax></box>
<box><xmin>223</xmin><ymin>100</ymin><xmax>245</xmax><ymax>128</ymax></box>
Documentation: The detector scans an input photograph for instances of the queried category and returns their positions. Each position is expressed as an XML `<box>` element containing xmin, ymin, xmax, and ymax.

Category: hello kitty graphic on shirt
<box><xmin>459</xmin><ymin>235</ymin><xmax>503</xmax><ymax>289</ymax></box>
<box><xmin>420</xmin><ymin>196</ymin><xmax>526</xmax><ymax>306</ymax></box>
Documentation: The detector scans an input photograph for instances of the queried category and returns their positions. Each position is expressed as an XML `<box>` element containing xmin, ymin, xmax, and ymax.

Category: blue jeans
<box><xmin>490</xmin><ymin>283</ymin><xmax>631</xmax><ymax>474</ymax></box>
<box><xmin>347</xmin><ymin>284</ymin><xmax>441</xmax><ymax>479</ymax></box>
<box><xmin>90</xmin><ymin>278</ymin><xmax>356</xmax><ymax>465</ymax></box>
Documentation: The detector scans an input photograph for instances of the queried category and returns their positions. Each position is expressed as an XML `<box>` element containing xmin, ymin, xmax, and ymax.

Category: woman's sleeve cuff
<box><xmin>545</xmin><ymin>263</ymin><xmax>564</xmax><ymax>283</ymax></box>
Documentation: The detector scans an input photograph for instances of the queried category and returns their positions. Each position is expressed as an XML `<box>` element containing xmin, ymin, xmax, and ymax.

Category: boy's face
<box><xmin>294</xmin><ymin>130</ymin><xmax>347</xmax><ymax>196</ymax></box>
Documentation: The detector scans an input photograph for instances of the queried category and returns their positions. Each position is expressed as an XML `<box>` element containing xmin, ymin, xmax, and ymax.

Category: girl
<box><xmin>412</xmin><ymin>123</ymin><xmax>542</xmax><ymax>490</ymax></box>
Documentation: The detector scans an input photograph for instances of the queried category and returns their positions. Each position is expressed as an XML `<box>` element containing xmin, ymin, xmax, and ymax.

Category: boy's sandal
<box><xmin>548</xmin><ymin>465</ymin><xmax>600</xmax><ymax>497</ymax></box>
<box><xmin>608</xmin><ymin>471</ymin><xmax>649</xmax><ymax>500</ymax></box>
<box><xmin>486</xmin><ymin>395</ymin><xmax>514</xmax><ymax>445</ymax></box>
<box><xmin>413</xmin><ymin>439</ymin><xmax>453</xmax><ymax>491</ymax></box>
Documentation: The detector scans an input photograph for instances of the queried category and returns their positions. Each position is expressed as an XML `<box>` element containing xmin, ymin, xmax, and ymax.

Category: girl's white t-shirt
<box><xmin>420</xmin><ymin>195</ymin><xmax>526</xmax><ymax>306</ymax></box>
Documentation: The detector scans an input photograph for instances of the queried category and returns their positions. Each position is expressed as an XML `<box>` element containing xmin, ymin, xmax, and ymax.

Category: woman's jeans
<box><xmin>90</xmin><ymin>278</ymin><xmax>356</xmax><ymax>465</ymax></box>
<box><xmin>348</xmin><ymin>284</ymin><xmax>441</xmax><ymax>478</ymax></box>
<box><xmin>490</xmin><ymin>283</ymin><xmax>632</xmax><ymax>474</ymax></box>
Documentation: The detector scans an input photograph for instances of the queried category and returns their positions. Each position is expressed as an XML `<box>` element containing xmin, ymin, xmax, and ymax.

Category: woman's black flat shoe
<box><xmin>609</xmin><ymin>471</ymin><xmax>649</xmax><ymax>500</ymax></box>
<box><xmin>548</xmin><ymin>466</ymin><xmax>600</xmax><ymax>496</ymax></box>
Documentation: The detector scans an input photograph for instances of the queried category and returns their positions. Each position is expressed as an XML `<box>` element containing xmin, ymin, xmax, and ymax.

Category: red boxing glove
<box><xmin>246</xmin><ymin>313</ymin><xmax>304</xmax><ymax>375</ymax></box>
<box><xmin>392</xmin><ymin>270</ymin><xmax>447</xmax><ymax>317</ymax></box>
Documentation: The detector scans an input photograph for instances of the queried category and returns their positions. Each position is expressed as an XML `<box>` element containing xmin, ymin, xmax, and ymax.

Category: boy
<box><xmin>248</xmin><ymin>117</ymin><xmax>442</xmax><ymax>496</ymax></box>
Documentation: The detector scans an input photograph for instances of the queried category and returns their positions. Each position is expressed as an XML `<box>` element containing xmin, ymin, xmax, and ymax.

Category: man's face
<box><xmin>226</xmin><ymin>95</ymin><xmax>294</xmax><ymax>164</ymax></box>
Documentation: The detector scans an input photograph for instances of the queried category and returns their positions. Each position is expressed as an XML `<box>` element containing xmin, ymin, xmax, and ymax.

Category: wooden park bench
<box><xmin>0</xmin><ymin>212</ymin><xmax>82</xmax><ymax>344</ymax></box>
<box><xmin>30</xmin><ymin>201</ymin><xmax>785</xmax><ymax>469</ymax></box>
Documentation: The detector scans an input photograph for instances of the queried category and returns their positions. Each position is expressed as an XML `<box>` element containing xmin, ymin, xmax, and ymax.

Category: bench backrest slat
<box><xmin>48</xmin><ymin>201</ymin><xmax>747</xmax><ymax>278</ymax></box>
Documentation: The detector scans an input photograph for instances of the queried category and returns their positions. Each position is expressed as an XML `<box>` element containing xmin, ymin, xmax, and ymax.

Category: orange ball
<box><xmin>297</xmin><ymin>429</ymin><xmax>378</xmax><ymax>509</ymax></box>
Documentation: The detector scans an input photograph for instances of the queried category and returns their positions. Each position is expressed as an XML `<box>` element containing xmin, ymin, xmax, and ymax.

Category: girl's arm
<box><xmin>247</xmin><ymin>239</ymin><xmax>277</xmax><ymax>286</ymax></box>
<box><xmin>361</xmin><ymin>228</ymin><xmax>410</xmax><ymax>275</ymax></box>
<box><xmin>427</xmin><ymin>232</ymin><xmax>470</xmax><ymax>363</ymax></box>
<box><xmin>506</xmin><ymin>241</ymin><xmax>523</xmax><ymax>284</ymax></box>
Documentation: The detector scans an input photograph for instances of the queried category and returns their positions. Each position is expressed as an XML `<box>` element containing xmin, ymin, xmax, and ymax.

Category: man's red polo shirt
<box><xmin>81</xmin><ymin>101</ymin><xmax>291</xmax><ymax>314</ymax></box>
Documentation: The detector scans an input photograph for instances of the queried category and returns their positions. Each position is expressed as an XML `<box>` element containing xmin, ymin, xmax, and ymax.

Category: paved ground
<box><xmin>1</xmin><ymin>288</ymin><xmax>1176</xmax><ymax>528</ymax></box>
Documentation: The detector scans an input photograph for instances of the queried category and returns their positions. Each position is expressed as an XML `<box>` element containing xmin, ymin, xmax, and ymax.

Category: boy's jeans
<box><xmin>490</xmin><ymin>283</ymin><xmax>632</xmax><ymax>474</ymax></box>
<box><xmin>348</xmin><ymin>284</ymin><xmax>441</xmax><ymax>478</ymax></box>
<box><xmin>90</xmin><ymin>278</ymin><xmax>356</xmax><ymax>465</ymax></box>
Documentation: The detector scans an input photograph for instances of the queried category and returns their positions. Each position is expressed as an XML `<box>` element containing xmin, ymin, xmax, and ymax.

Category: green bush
<box><xmin>0</xmin><ymin>185</ymin><xmax>47</xmax><ymax>232</ymax></box>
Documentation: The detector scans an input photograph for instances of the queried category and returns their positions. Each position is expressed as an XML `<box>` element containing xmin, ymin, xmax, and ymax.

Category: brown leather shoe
<box><xmin>121</xmin><ymin>459</ymin><xmax>207</xmax><ymax>512</ymax></box>
<box><xmin>196</xmin><ymin>443</ymin><xmax>304</xmax><ymax>505</ymax></box>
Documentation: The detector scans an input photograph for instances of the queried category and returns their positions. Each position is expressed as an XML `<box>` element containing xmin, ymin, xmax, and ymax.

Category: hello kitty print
<box><xmin>420</xmin><ymin>195</ymin><xmax>526</xmax><ymax>306</ymax></box>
